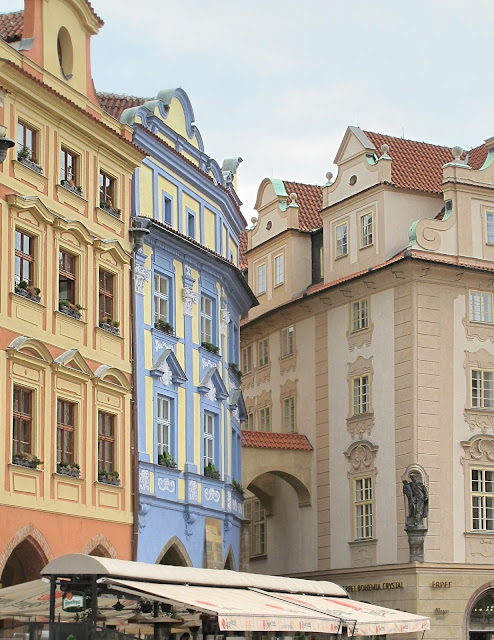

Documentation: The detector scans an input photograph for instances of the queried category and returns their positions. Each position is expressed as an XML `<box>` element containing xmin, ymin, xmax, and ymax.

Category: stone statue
<box><xmin>403</xmin><ymin>474</ymin><xmax>429</xmax><ymax>528</ymax></box>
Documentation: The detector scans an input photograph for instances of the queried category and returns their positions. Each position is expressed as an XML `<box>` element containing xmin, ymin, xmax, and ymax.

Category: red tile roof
<box><xmin>283</xmin><ymin>181</ymin><xmax>323</xmax><ymax>231</ymax></box>
<box><xmin>0</xmin><ymin>10</ymin><xmax>24</xmax><ymax>42</ymax></box>
<box><xmin>238</xmin><ymin>229</ymin><xmax>248</xmax><ymax>271</ymax></box>
<box><xmin>364</xmin><ymin>131</ymin><xmax>488</xmax><ymax>194</ymax></box>
<box><xmin>97</xmin><ymin>92</ymin><xmax>147</xmax><ymax>121</ymax></box>
<box><xmin>242</xmin><ymin>431</ymin><xmax>313</xmax><ymax>451</ymax></box>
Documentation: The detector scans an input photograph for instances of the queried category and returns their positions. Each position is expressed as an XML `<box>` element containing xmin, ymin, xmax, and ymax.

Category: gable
<box><xmin>151</xmin><ymin>349</ymin><xmax>187</xmax><ymax>386</ymax></box>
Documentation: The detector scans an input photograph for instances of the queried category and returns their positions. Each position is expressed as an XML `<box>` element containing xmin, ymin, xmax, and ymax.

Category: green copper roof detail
<box><xmin>271</xmin><ymin>178</ymin><xmax>288</xmax><ymax>198</ymax></box>
<box><xmin>408</xmin><ymin>199</ymin><xmax>453</xmax><ymax>247</ymax></box>
<box><xmin>480</xmin><ymin>148</ymin><xmax>494</xmax><ymax>171</ymax></box>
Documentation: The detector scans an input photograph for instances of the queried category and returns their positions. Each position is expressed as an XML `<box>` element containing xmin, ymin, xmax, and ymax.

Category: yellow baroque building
<box><xmin>0</xmin><ymin>0</ymin><xmax>144</xmax><ymax>586</ymax></box>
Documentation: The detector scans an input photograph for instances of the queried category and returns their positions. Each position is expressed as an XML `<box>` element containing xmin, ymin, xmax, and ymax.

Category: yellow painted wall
<box><xmin>204</xmin><ymin>209</ymin><xmax>216</xmax><ymax>252</ymax></box>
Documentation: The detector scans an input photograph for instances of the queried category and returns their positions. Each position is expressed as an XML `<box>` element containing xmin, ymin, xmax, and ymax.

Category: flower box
<box><xmin>57</xmin><ymin>462</ymin><xmax>81</xmax><ymax>477</ymax></box>
<box><xmin>15</xmin><ymin>281</ymin><xmax>41</xmax><ymax>303</ymax></box>
<box><xmin>99</xmin><ymin>321</ymin><xmax>120</xmax><ymax>335</ymax></box>
<box><xmin>204</xmin><ymin>464</ymin><xmax>220</xmax><ymax>480</ymax></box>
<box><xmin>61</xmin><ymin>180</ymin><xmax>83</xmax><ymax>197</ymax></box>
<box><xmin>98</xmin><ymin>471</ymin><xmax>120</xmax><ymax>486</ymax></box>
<box><xmin>18</xmin><ymin>156</ymin><xmax>43</xmax><ymax>174</ymax></box>
<box><xmin>155</xmin><ymin>320</ymin><xmax>175</xmax><ymax>335</ymax></box>
<box><xmin>13</xmin><ymin>453</ymin><xmax>43</xmax><ymax>468</ymax></box>
<box><xmin>99</xmin><ymin>201</ymin><xmax>121</xmax><ymax>218</ymax></box>
<box><xmin>201</xmin><ymin>342</ymin><xmax>220</xmax><ymax>355</ymax></box>
<box><xmin>158</xmin><ymin>453</ymin><xmax>177</xmax><ymax>468</ymax></box>
<box><xmin>59</xmin><ymin>304</ymin><xmax>82</xmax><ymax>320</ymax></box>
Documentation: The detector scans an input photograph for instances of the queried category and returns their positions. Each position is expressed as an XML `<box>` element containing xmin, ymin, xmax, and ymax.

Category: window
<box><xmin>203</xmin><ymin>412</ymin><xmax>215</xmax><ymax>468</ymax></box>
<box><xmin>157</xmin><ymin>396</ymin><xmax>170</xmax><ymax>456</ymax></box>
<box><xmin>353</xmin><ymin>375</ymin><xmax>370</xmax><ymax>415</ymax></box>
<box><xmin>244</xmin><ymin>498</ymin><xmax>266</xmax><ymax>556</ymax></box>
<box><xmin>336</xmin><ymin>223</ymin><xmax>348</xmax><ymax>258</ymax></box>
<box><xmin>258</xmin><ymin>338</ymin><xmax>269</xmax><ymax>368</ymax></box>
<box><xmin>12</xmin><ymin>387</ymin><xmax>32</xmax><ymax>456</ymax></box>
<box><xmin>99</xmin><ymin>269</ymin><xmax>114</xmax><ymax>322</ymax></box>
<box><xmin>57</xmin><ymin>399</ymin><xmax>75</xmax><ymax>463</ymax></box>
<box><xmin>98</xmin><ymin>412</ymin><xmax>115</xmax><ymax>473</ymax></box>
<box><xmin>352</xmin><ymin>298</ymin><xmax>369</xmax><ymax>331</ymax></box>
<box><xmin>257</xmin><ymin>263</ymin><xmax>266</xmax><ymax>295</ymax></box>
<box><xmin>472</xmin><ymin>369</ymin><xmax>494</xmax><ymax>409</ymax></box>
<box><xmin>360</xmin><ymin>212</ymin><xmax>373</xmax><ymax>248</ymax></box>
<box><xmin>472</xmin><ymin>468</ymin><xmax>494</xmax><ymax>531</ymax></box>
<box><xmin>164</xmin><ymin>196</ymin><xmax>172</xmax><ymax>225</ymax></box>
<box><xmin>17</xmin><ymin>121</ymin><xmax>37</xmax><ymax>163</ymax></box>
<box><xmin>187</xmin><ymin>212</ymin><xmax>196</xmax><ymax>239</ymax></box>
<box><xmin>320</xmin><ymin>245</ymin><xmax>324</xmax><ymax>280</ymax></box>
<box><xmin>283</xmin><ymin>396</ymin><xmax>295</xmax><ymax>433</ymax></box>
<box><xmin>60</xmin><ymin>147</ymin><xmax>78</xmax><ymax>184</ymax></box>
<box><xmin>470</xmin><ymin>291</ymin><xmax>493</xmax><ymax>324</ymax></box>
<box><xmin>259</xmin><ymin>406</ymin><xmax>271</xmax><ymax>432</ymax></box>
<box><xmin>281</xmin><ymin>326</ymin><xmax>294</xmax><ymax>358</ymax></box>
<box><xmin>59</xmin><ymin>250</ymin><xmax>76</xmax><ymax>304</ymax></box>
<box><xmin>14</xmin><ymin>229</ymin><xmax>34</xmax><ymax>285</ymax></box>
<box><xmin>354</xmin><ymin>477</ymin><xmax>373</xmax><ymax>539</ymax></box>
<box><xmin>243</xmin><ymin>412</ymin><xmax>254</xmax><ymax>431</ymax></box>
<box><xmin>99</xmin><ymin>170</ymin><xmax>115</xmax><ymax>207</ymax></box>
<box><xmin>242</xmin><ymin>345</ymin><xmax>253</xmax><ymax>374</ymax></box>
<box><xmin>274</xmin><ymin>254</ymin><xmax>284</xmax><ymax>287</ymax></box>
<box><xmin>487</xmin><ymin>212</ymin><xmax>494</xmax><ymax>244</ymax></box>
<box><xmin>200</xmin><ymin>295</ymin><xmax>213</xmax><ymax>345</ymax></box>
<box><xmin>154</xmin><ymin>274</ymin><xmax>169</xmax><ymax>324</ymax></box>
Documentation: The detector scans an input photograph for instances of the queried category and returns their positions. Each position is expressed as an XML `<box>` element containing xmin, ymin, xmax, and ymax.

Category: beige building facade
<box><xmin>241</xmin><ymin>127</ymin><xmax>494</xmax><ymax>640</ymax></box>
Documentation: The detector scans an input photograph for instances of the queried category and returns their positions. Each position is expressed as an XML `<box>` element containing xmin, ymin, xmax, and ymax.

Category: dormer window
<box><xmin>257</xmin><ymin>263</ymin><xmax>266</xmax><ymax>295</ymax></box>
<box><xmin>335</xmin><ymin>222</ymin><xmax>348</xmax><ymax>258</ymax></box>
<box><xmin>360</xmin><ymin>212</ymin><xmax>373</xmax><ymax>248</ymax></box>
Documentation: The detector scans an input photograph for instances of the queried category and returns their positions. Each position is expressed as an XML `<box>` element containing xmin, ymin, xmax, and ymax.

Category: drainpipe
<box><xmin>129</xmin><ymin>219</ymin><xmax>150</xmax><ymax>560</ymax></box>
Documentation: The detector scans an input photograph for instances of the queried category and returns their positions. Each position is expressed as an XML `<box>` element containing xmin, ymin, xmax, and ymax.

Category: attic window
<box><xmin>266</xmin><ymin>221</ymin><xmax>272</xmax><ymax>230</ymax></box>
<box><xmin>349</xmin><ymin>175</ymin><xmax>357</xmax><ymax>186</ymax></box>
<box><xmin>57</xmin><ymin>27</ymin><xmax>73</xmax><ymax>80</ymax></box>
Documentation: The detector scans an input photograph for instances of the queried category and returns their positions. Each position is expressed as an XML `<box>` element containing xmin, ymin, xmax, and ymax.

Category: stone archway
<box><xmin>0</xmin><ymin>525</ymin><xmax>52</xmax><ymax>587</ymax></box>
<box><xmin>82</xmin><ymin>534</ymin><xmax>118</xmax><ymax>559</ymax></box>
<box><xmin>223</xmin><ymin>545</ymin><xmax>236</xmax><ymax>570</ymax></box>
<box><xmin>156</xmin><ymin>536</ymin><xmax>192</xmax><ymax>567</ymax></box>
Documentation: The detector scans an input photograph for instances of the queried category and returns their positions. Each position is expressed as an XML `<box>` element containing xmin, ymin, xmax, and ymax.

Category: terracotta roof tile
<box><xmin>97</xmin><ymin>92</ymin><xmax>147</xmax><ymax>121</ymax></box>
<box><xmin>364</xmin><ymin>131</ymin><xmax>488</xmax><ymax>194</ymax></box>
<box><xmin>0</xmin><ymin>10</ymin><xmax>24</xmax><ymax>42</ymax></box>
<box><xmin>283</xmin><ymin>181</ymin><xmax>323</xmax><ymax>231</ymax></box>
<box><xmin>242</xmin><ymin>431</ymin><xmax>313</xmax><ymax>451</ymax></box>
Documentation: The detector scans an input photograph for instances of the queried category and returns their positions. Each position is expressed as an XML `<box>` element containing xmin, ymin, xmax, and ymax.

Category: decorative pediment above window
<box><xmin>150</xmin><ymin>349</ymin><xmax>187</xmax><ymax>386</ymax></box>
<box><xmin>6</xmin><ymin>336</ymin><xmax>52</xmax><ymax>366</ymax></box>
<box><xmin>52</xmin><ymin>349</ymin><xmax>92</xmax><ymax>376</ymax></box>
<box><xmin>198</xmin><ymin>367</ymin><xmax>228</xmax><ymax>402</ymax></box>
<box><xmin>461</xmin><ymin>434</ymin><xmax>494</xmax><ymax>462</ymax></box>
<box><xmin>344</xmin><ymin>440</ymin><xmax>378</xmax><ymax>477</ymax></box>
<box><xmin>93</xmin><ymin>238</ymin><xmax>131</xmax><ymax>264</ymax></box>
<box><xmin>93</xmin><ymin>365</ymin><xmax>130</xmax><ymax>392</ymax></box>
<box><xmin>54</xmin><ymin>218</ymin><xmax>94</xmax><ymax>245</ymax></box>
<box><xmin>6</xmin><ymin>193</ymin><xmax>57</xmax><ymax>226</ymax></box>
<box><xmin>229</xmin><ymin>388</ymin><xmax>247</xmax><ymax>422</ymax></box>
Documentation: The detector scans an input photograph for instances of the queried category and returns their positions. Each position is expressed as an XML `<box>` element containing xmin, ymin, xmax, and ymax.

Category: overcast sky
<box><xmin>3</xmin><ymin>0</ymin><xmax>494</xmax><ymax>218</ymax></box>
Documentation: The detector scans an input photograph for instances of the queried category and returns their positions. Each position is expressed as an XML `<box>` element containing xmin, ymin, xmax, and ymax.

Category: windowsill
<box><xmin>9</xmin><ymin>462</ymin><xmax>43</xmax><ymax>473</ymax></box>
<box><xmin>55</xmin><ymin>310</ymin><xmax>86</xmax><ymax>324</ymax></box>
<box><xmin>95</xmin><ymin>206</ymin><xmax>123</xmax><ymax>229</ymax></box>
<box><xmin>335</xmin><ymin>254</ymin><xmax>348</xmax><ymax>261</ymax></box>
<box><xmin>59</xmin><ymin>182</ymin><xmax>85</xmax><ymax>199</ymax></box>
<box><xmin>274</xmin><ymin>282</ymin><xmax>284</xmax><ymax>289</ymax></box>
<box><xmin>95</xmin><ymin>479</ymin><xmax>123</xmax><ymax>489</ymax></box>
<box><xmin>199</xmin><ymin>345</ymin><xmax>221</xmax><ymax>358</ymax></box>
<box><xmin>54</xmin><ymin>471</ymin><xmax>84</xmax><ymax>482</ymax></box>
<box><xmin>11</xmin><ymin>291</ymin><xmax>46</xmax><ymax>308</ymax></box>
<box><xmin>348</xmin><ymin>411</ymin><xmax>374</xmax><ymax>420</ymax></box>
<box><xmin>96</xmin><ymin>325</ymin><xmax>123</xmax><ymax>340</ymax></box>
<box><xmin>465</xmin><ymin>530</ymin><xmax>494</xmax><ymax>537</ymax></box>
<box><xmin>249</xmin><ymin>554</ymin><xmax>267</xmax><ymax>561</ymax></box>
<box><xmin>257</xmin><ymin>363</ymin><xmax>269</xmax><ymax>370</ymax></box>
<box><xmin>359</xmin><ymin>243</ymin><xmax>374</xmax><ymax>250</ymax></box>
<box><xmin>469</xmin><ymin>320</ymin><xmax>494</xmax><ymax>326</ymax></box>
<box><xmin>257</xmin><ymin>291</ymin><xmax>266</xmax><ymax>297</ymax></box>
<box><xmin>349</xmin><ymin>537</ymin><xmax>377</xmax><ymax>545</ymax></box>
<box><xmin>350</xmin><ymin>326</ymin><xmax>370</xmax><ymax>334</ymax></box>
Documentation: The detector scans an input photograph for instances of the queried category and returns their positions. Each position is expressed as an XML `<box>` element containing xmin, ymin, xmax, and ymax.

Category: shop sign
<box><xmin>62</xmin><ymin>592</ymin><xmax>86</xmax><ymax>612</ymax></box>
<box><xmin>345</xmin><ymin>582</ymin><xmax>404</xmax><ymax>593</ymax></box>
<box><xmin>431</xmin><ymin>581</ymin><xmax>452</xmax><ymax>588</ymax></box>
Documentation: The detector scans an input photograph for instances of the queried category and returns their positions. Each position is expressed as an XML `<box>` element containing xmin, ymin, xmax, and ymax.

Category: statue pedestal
<box><xmin>405</xmin><ymin>526</ymin><xmax>427</xmax><ymax>562</ymax></box>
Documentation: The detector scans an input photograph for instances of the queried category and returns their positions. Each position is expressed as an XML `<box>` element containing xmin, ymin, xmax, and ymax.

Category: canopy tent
<box><xmin>0</xmin><ymin>554</ymin><xmax>429</xmax><ymax>636</ymax></box>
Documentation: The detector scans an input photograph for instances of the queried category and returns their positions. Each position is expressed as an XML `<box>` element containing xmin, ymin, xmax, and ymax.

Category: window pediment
<box><xmin>93</xmin><ymin>365</ymin><xmax>130</xmax><ymax>391</ymax></box>
<box><xmin>150</xmin><ymin>349</ymin><xmax>187</xmax><ymax>386</ymax></box>
<box><xmin>7</xmin><ymin>336</ymin><xmax>52</xmax><ymax>365</ymax></box>
<box><xmin>198</xmin><ymin>367</ymin><xmax>228</xmax><ymax>401</ymax></box>
<box><xmin>52</xmin><ymin>349</ymin><xmax>92</xmax><ymax>376</ymax></box>
<box><xmin>229</xmin><ymin>388</ymin><xmax>247</xmax><ymax>422</ymax></box>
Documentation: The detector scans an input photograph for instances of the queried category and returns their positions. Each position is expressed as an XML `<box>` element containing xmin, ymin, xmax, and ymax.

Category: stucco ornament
<box><xmin>206</xmin><ymin>379</ymin><xmax>217</xmax><ymax>402</ymax></box>
<box><xmin>227</xmin><ymin>490</ymin><xmax>232</xmax><ymax>510</ymax></box>
<box><xmin>134</xmin><ymin>264</ymin><xmax>151</xmax><ymax>295</ymax></box>
<box><xmin>160</xmin><ymin>361</ymin><xmax>173</xmax><ymax>386</ymax></box>
<box><xmin>202</xmin><ymin>358</ymin><xmax>217</xmax><ymax>369</ymax></box>
<box><xmin>155</xmin><ymin>339</ymin><xmax>174</xmax><ymax>352</ymax></box>
<box><xmin>157</xmin><ymin>477</ymin><xmax>176</xmax><ymax>493</ymax></box>
<box><xmin>188</xmin><ymin>479</ymin><xmax>198</xmax><ymax>501</ymax></box>
<box><xmin>184</xmin><ymin>264</ymin><xmax>192</xmax><ymax>277</ymax></box>
<box><xmin>347</xmin><ymin>444</ymin><xmax>375</xmax><ymax>471</ymax></box>
<box><xmin>462</xmin><ymin>436</ymin><xmax>494</xmax><ymax>461</ymax></box>
<box><xmin>139</xmin><ymin>469</ymin><xmax>150</xmax><ymax>492</ymax></box>
<box><xmin>220</xmin><ymin>308</ymin><xmax>231</xmax><ymax>334</ymax></box>
<box><xmin>465</xmin><ymin>410</ymin><xmax>494</xmax><ymax>433</ymax></box>
<box><xmin>183</xmin><ymin>507</ymin><xmax>197</xmax><ymax>540</ymax></box>
<box><xmin>204</xmin><ymin>487</ymin><xmax>221</xmax><ymax>503</ymax></box>
<box><xmin>182</xmin><ymin>287</ymin><xmax>198</xmax><ymax>316</ymax></box>
<box><xmin>232</xmin><ymin>407</ymin><xmax>239</xmax><ymax>421</ymax></box>
<box><xmin>138</xmin><ymin>502</ymin><xmax>150</xmax><ymax>531</ymax></box>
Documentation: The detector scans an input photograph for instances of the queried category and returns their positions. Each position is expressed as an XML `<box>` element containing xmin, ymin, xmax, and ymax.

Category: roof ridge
<box><xmin>0</xmin><ymin>10</ymin><xmax>24</xmax><ymax>17</ymax></box>
<box><xmin>364</xmin><ymin>129</ymin><xmax>455</xmax><ymax>151</ymax></box>
<box><xmin>97</xmin><ymin>91</ymin><xmax>149</xmax><ymax>101</ymax></box>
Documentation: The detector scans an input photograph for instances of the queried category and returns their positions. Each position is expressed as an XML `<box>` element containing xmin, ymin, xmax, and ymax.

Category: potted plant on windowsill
<box><xmin>99</xmin><ymin>316</ymin><xmax>120</xmax><ymax>335</ymax></box>
<box><xmin>17</xmin><ymin>145</ymin><xmax>43</xmax><ymax>174</ymax></box>
<box><xmin>57</xmin><ymin>461</ymin><xmax>81</xmax><ymax>477</ymax></box>
<box><xmin>155</xmin><ymin>319</ymin><xmax>174</xmax><ymax>335</ymax></box>
<box><xmin>15</xmin><ymin>280</ymin><xmax>41</xmax><ymax>303</ymax></box>
<box><xmin>61</xmin><ymin>180</ymin><xmax>83</xmax><ymax>197</ymax></box>
<box><xmin>204</xmin><ymin>462</ymin><xmax>220</xmax><ymax>480</ymax></box>
<box><xmin>98</xmin><ymin>470</ymin><xmax>120</xmax><ymax>486</ymax></box>
<box><xmin>201</xmin><ymin>341</ymin><xmax>219</xmax><ymax>355</ymax></box>
<box><xmin>232</xmin><ymin>478</ymin><xmax>244</xmax><ymax>496</ymax></box>
<box><xmin>99</xmin><ymin>198</ymin><xmax>121</xmax><ymax>219</ymax></box>
<box><xmin>158</xmin><ymin>451</ymin><xmax>177</xmax><ymax>468</ymax></box>
<box><xmin>12</xmin><ymin>451</ymin><xmax>43</xmax><ymax>469</ymax></box>
<box><xmin>59</xmin><ymin>299</ymin><xmax>84</xmax><ymax>319</ymax></box>
<box><xmin>229</xmin><ymin>362</ymin><xmax>242</xmax><ymax>379</ymax></box>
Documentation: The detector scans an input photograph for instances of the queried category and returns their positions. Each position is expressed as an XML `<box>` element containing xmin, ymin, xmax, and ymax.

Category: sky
<box><xmin>3</xmin><ymin>0</ymin><xmax>494</xmax><ymax>219</ymax></box>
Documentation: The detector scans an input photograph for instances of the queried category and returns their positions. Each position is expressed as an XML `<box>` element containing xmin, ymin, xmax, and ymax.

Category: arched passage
<box><xmin>82</xmin><ymin>534</ymin><xmax>118</xmax><ymax>559</ymax></box>
<box><xmin>464</xmin><ymin>584</ymin><xmax>494</xmax><ymax>640</ymax></box>
<box><xmin>156</xmin><ymin>536</ymin><xmax>192</xmax><ymax>567</ymax></box>
<box><xmin>223</xmin><ymin>545</ymin><xmax>236</xmax><ymax>570</ymax></box>
<box><xmin>1</xmin><ymin>535</ymin><xmax>50</xmax><ymax>587</ymax></box>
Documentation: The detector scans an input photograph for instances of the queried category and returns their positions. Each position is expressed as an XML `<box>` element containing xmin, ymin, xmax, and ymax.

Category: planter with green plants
<box><xmin>59</xmin><ymin>299</ymin><xmax>84</xmax><ymax>319</ymax></box>
<box><xmin>61</xmin><ymin>180</ymin><xmax>83</xmax><ymax>196</ymax></box>
<box><xmin>57</xmin><ymin>461</ymin><xmax>81</xmax><ymax>477</ymax></box>
<box><xmin>17</xmin><ymin>145</ymin><xmax>43</xmax><ymax>173</ymax></box>
<box><xmin>232</xmin><ymin>478</ymin><xmax>244</xmax><ymax>496</ymax></box>
<box><xmin>99</xmin><ymin>316</ymin><xmax>120</xmax><ymax>335</ymax></box>
<box><xmin>201</xmin><ymin>341</ymin><xmax>219</xmax><ymax>355</ymax></box>
<box><xmin>155</xmin><ymin>319</ymin><xmax>174</xmax><ymax>335</ymax></box>
<box><xmin>229</xmin><ymin>362</ymin><xmax>242</xmax><ymax>379</ymax></box>
<box><xmin>99</xmin><ymin>199</ymin><xmax>121</xmax><ymax>218</ymax></box>
<box><xmin>204</xmin><ymin>462</ymin><xmax>220</xmax><ymax>480</ymax></box>
<box><xmin>98</xmin><ymin>470</ymin><xmax>120</xmax><ymax>486</ymax></box>
<box><xmin>13</xmin><ymin>451</ymin><xmax>43</xmax><ymax>469</ymax></box>
<box><xmin>158</xmin><ymin>451</ymin><xmax>177</xmax><ymax>468</ymax></box>
<box><xmin>15</xmin><ymin>280</ymin><xmax>41</xmax><ymax>303</ymax></box>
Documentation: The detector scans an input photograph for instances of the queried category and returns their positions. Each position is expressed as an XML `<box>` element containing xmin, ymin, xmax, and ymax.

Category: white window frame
<box><xmin>354</xmin><ymin>476</ymin><xmax>373</xmax><ymax>539</ymax></box>
<box><xmin>471</xmin><ymin>468</ymin><xmax>494</xmax><ymax>531</ymax></box>
<box><xmin>353</xmin><ymin>375</ymin><xmax>370</xmax><ymax>415</ymax></box>
<box><xmin>335</xmin><ymin>222</ymin><xmax>348</xmax><ymax>258</ymax></box>
<box><xmin>200</xmin><ymin>294</ymin><xmax>213</xmax><ymax>345</ymax></box>
<box><xmin>242</xmin><ymin>345</ymin><xmax>253</xmax><ymax>374</ymax></box>
<box><xmin>154</xmin><ymin>274</ymin><xmax>169</xmax><ymax>324</ymax></box>
<box><xmin>470</xmin><ymin>291</ymin><xmax>493</xmax><ymax>324</ymax></box>
<box><xmin>352</xmin><ymin>298</ymin><xmax>369</xmax><ymax>332</ymax></box>
<box><xmin>487</xmin><ymin>212</ymin><xmax>494</xmax><ymax>244</ymax></box>
<box><xmin>157</xmin><ymin>396</ymin><xmax>170</xmax><ymax>456</ymax></box>
<box><xmin>281</xmin><ymin>326</ymin><xmax>294</xmax><ymax>358</ymax></box>
<box><xmin>259</xmin><ymin>406</ymin><xmax>271</xmax><ymax>432</ymax></box>
<box><xmin>243</xmin><ymin>412</ymin><xmax>254</xmax><ymax>431</ymax></box>
<box><xmin>244</xmin><ymin>498</ymin><xmax>266</xmax><ymax>556</ymax></box>
<box><xmin>257</xmin><ymin>263</ymin><xmax>266</xmax><ymax>295</ymax></box>
<box><xmin>274</xmin><ymin>254</ymin><xmax>284</xmax><ymax>287</ymax></box>
<box><xmin>360</xmin><ymin>212</ymin><xmax>373</xmax><ymax>248</ymax></box>
<box><xmin>258</xmin><ymin>338</ymin><xmax>269</xmax><ymax>368</ymax></box>
<box><xmin>283</xmin><ymin>396</ymin><xmax>295</xmax><ymax>433</ymax></box>
<box><xmin>203</xmin><ymin>412</ymin><xmax>215</xmax><ymax>468</ymax></box>
<box><xmin>471</xmin><ymin>369</ymin><xmax>494</xmax><ymax>409</ymax></box>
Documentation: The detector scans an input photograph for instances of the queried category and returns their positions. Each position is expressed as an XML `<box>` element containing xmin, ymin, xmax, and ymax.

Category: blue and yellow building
<box><xmin>98</xmin><ymin>89</ymin><xmax>256</xmax><ymax>568</ymax></box>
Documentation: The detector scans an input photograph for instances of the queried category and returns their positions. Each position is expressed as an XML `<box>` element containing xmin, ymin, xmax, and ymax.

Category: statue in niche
<box><xmin>403</xmin><ymin>473</ymin><xmax>429</xmax><ymax>528</ymax></box>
